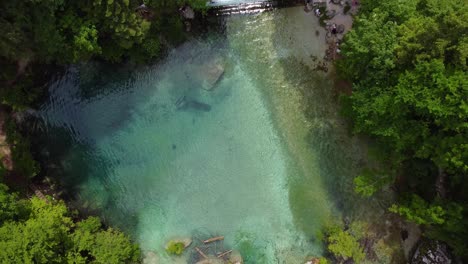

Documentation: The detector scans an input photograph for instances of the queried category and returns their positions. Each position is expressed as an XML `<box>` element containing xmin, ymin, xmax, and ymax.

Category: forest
<box><xmin>338</xmin><ymin>0</ymin><xmax>467</xmax><ymax>260</ymax></box>
<box><xmin>0</xmin><ymin>0</ymin><xmax>467</xmax><ymax>263</ymax></box>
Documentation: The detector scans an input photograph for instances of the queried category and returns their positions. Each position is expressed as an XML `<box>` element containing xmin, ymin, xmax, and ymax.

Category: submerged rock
<box><xmin>229</xmin><ymin>250</ymin><xmax>243</xmax><ymax>264</ymax></box>
<box><xmin>195</xmin><ymin>257</ymin><xmax>224</xmax><ymax>264</ymax></box>
<box><xmin>175</xmin><ymin>96</ymin><xmax>211</xmax><ymax>112</ymax></box>
<box><xmin>195</xmin><ymin>57</ymin><xmax>225</xmax><ymax>90</ymax></box>
<box><xmin>180</xmin><ymin>238</ymin><xmax>193</xmax><ymax>248</ymax></box>
<box><xmin>143</xmin><ymin>251</ymin><xmax>159</xmax><ymax>264</ymax></box>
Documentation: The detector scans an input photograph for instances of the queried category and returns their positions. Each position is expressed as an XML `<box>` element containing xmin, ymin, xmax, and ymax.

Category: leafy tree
<box><xmin>67</xmin><ymin>216</ymin><xmax>140</xmax><ymax>263</ymax></box>
<box><xmin>337</xmin><ymin>9</ymin><xmax>398</xmax><ymax>85</ymax></box>
<box><xmin>325</xmin><ymin>225</ymin><xmax>365</xmax><ymax>263</ymax></box>
<box><xmin>354</xmin><ymin>168</ymin><xmax>392</xmax><ymax>197</ymax></box>
<box><xmin>0</xmin><ymin>188</ymin><xmax>140</xmax><ymax>263</ymax></box>
<box><xmin>0</xmin><ymin>183</ymin><xmax>27</xmax><ymax>223</ymax></box>
<box><xmin>340</xmin><ymin>0</ymin><xmax>468</xmax><ymax>258</ymax></box>
<box><xmin>0</xmin><ymin>197</ymin><xmax>73</xmax><ymax>263</ymax></box>
<box><xmin>390</xmin><ymin>195</ymin><xmax>468</xmax><ymax>257</ymax></box>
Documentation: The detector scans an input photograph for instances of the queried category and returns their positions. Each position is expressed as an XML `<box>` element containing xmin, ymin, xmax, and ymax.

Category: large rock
<box><xmin>411</xmin><ymin>240</ymin><xmax>452</xmax><ymax>264</ymax></box>
<box><xmin>196</xmin><ymin>57</ymin><xmax>225</xmax><ymax>90</ymax></box>
<box><xmin>181</xmin><ymin>6</ymin><xmax>195</xmax><ymax>19</ymax></box>
<box><xmin>229</xmin><ymin>250</ymin><xmax>243</xmax><ymax>264</ymax></box>
<box><xmin>337</xmin><ymin>24</ymin><xmax>345</xmax><ymax>34</ymax></box>
<box><xmin>326</xmin><ymin>10</ymin><xmax>336</xmax><ymax>18</ymax></box>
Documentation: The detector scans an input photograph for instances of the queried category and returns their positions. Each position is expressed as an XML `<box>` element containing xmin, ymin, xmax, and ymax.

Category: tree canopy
<box><xmin>0</xmin><ymin>183</ymin><xmax>140</xmax><ymax>264</ymax></box>
<box><xmin>339</xmin><ymin>0</ymin><xmax>468</xmax><ymax>258</ymax></box>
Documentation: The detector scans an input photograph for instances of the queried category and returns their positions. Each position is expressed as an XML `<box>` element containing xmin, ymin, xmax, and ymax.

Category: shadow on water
<box><xmin>30</xmin><ymin>112</ymin><xmax>141</xmax><ymax>230</ymax></box>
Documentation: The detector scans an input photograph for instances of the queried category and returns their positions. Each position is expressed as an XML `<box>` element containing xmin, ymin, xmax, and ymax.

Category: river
<box><xmin>34</xmin><ymin>6</ymin><xmax>380</xmax><ymax>263</ymax></box>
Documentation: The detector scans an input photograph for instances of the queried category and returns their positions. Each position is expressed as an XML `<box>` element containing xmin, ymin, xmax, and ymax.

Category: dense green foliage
<box><xmin>0</xmin><ymin>0</ymin><xmax>205</xmax><ymax>64</ymax></box>
<box><xmin>0</xmin><ymin>183</ymin><xmax>140</xmax><ymax>264</ymax></box>
<box><xmin>0</xmin><ymin>0</ymin><xmax>206</xmax><ymax>110</ymax></box>
<box><xmin>327</xmin><ymin>230</ymin><xmax>365</xmax><ymax>262</ymax></box>
<box><xmin>389</xmin><ymin>195</ymin><xmax>468</xmax><ymax>256</ymax></box>
<box><xmin>4</xmin><ymin>119</ymin><xmax>39</xmax><ymax>179</ymax></box>
<box><xmin>323</xmin><ymin>224</ymin><xmax>365</xmax><ymax>263</ymax></box>
<box><xmin>339</xmin><ymin>0</ymin><xmax>468</xmax><ymax>258</ymax></box>
<box><xmin>340</xmin><ymin>0</ymin><xmax>467</xmax><ymax>173</ymax></box>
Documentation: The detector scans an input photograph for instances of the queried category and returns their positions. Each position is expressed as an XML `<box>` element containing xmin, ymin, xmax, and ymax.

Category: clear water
<box><xmin>36</xmin><ymin>7</ymin><xmax>376</xmax><ymax>263</ymax></box>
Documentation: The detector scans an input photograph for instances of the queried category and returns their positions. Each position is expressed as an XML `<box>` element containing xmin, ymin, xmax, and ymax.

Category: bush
<box><xmin>0</xmin><ymin>190</ymin><xmax>140</xmax><ymax>263</ymax></box>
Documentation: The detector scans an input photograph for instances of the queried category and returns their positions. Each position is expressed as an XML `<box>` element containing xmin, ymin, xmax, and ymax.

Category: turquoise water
<box><xmin>36</xmin><ymin>7</ymin><xmax>376</xmax><ymax>263</ymax></box>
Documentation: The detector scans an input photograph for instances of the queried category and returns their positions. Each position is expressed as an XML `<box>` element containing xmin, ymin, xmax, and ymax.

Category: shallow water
<box><xmin>36</xmin><ymin>7</ymin><xmax>375</xmax><ymax>263</ymax></box>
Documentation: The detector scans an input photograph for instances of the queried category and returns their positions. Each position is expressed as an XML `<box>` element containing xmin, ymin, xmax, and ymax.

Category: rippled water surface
<box><xmin>37</xmin><ymin>7</ymin><xmax>372</xmax><ymax>263</ymax></box>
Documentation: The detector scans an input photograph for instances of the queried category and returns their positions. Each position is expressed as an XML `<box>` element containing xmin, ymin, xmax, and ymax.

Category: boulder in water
<box><xmin>165</xmin><ymin>238</ymin><xmax>192</xmax><ymax>255</ymax></box>
<box><xmin>229</xmin><ymin>250</ymin><xmax>243</xmax><ymax>264</ymax></box>
<box><xmin>195</xmin><ymin>56</ymin><xmax>224</xmax><ymax>91</ymax></box>
<box><xmin>200</xmin><ymin>58</ymin><xmax>225</xmax><ymax>90</ymax></box>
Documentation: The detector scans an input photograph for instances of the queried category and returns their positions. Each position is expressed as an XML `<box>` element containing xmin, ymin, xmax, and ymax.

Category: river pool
<box><xmin>36</xmin><ymin>7</ymin><xmax>374</xmax><ymax>263</ymax></box>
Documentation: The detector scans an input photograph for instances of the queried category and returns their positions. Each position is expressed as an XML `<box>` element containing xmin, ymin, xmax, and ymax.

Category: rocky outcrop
<box><xmin>411</xmin><ymin>240</ymin><xmax>452</xmax><ymax>264</ymax></box>
<box><xmin>180</xmin><ymin>6</ymin><xmax>195</xmax><ymax>19</ymax></box>
<box><xmin>337</xmin><ymin>24</ymin><xmax>345</xmax><ymax>34</ymax></box>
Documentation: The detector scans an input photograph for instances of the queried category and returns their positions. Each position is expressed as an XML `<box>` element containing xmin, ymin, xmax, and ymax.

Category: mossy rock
<box><xmin>165</xmin><ymin>241</ymin><xmax>185</xmax><ymax>255</ymax></box>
